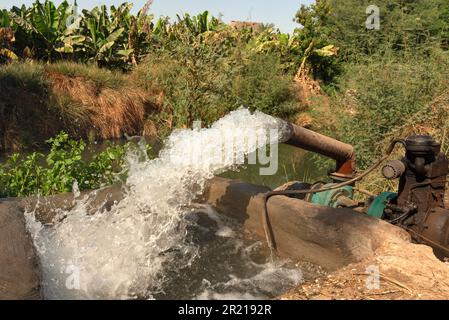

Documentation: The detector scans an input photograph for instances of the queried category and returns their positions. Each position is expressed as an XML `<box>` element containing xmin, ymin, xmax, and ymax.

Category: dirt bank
<box><xmin>0</xmin><ymin>199</ymin><xmax>40</xmax><ymax>299</ymax></box>
<box><xmin>0</xmin><ymin>62</ymin><xmax>162</xmax><ymax>152</ymax></box>
<box><xmin>281</xmin><ymin>241</ymin><xmax>449</xmax><ymax>300</ymax></box>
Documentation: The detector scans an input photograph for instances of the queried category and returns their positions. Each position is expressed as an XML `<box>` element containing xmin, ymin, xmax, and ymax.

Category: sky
<box><xmin>0</xmin><ymin>0</ymin><xmax>314</xmax><ymax>34</ymax></box>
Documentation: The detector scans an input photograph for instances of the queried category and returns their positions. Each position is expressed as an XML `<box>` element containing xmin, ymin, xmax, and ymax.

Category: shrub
<box><xmin>0</xmin><ymin>132</ymin><xmax>128</xmax><ymax>197</ymax></box>
<box><xmin>231</xmin><ymin>53</ymin><xmax>299</xmax><ymax>118</ymax></box>
<box><xmin>135</xmin><ymin>32</ymin><xmax>301</xmax><ymax>132</ymax></box>
<box><xmin>327</xmin><ymin>49</ymin><xmax>449</xmax><ymax>169</ymax></box>
<box><xmin>295</xmin><ymin>0</ymin><xmax>449</xmax><ymax>62</ymax></box>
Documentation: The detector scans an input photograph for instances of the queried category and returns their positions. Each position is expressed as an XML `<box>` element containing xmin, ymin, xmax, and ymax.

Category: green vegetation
<box><xmin>334</xmin><ymin>50</ymin><xmax>449</xmax><ymax>167</ymax></box>
<box><xmin>2</xmin><ymin>1</ymin><xmax>333</xmax><ymax>151</ymax></box>
<box><xmin>0</xmin><ymin>0</ymin><xmax>318</xmax><ymax>197</ymax></box>
<box><xmin>295</xmin><ymin>0</ymin><xmax>449</xmax><ymax>179</ymax></box>
<box><xmin>295</xmin><ymin>0</ymin><xmax>449</xmax><ymax>61</ymax></box>
<box><xmin>2</xmin><ymin>0</ymin><xmax>449</xmax><ymax>197</ymax></box>
<box><xmin>1</xmin><ymin>1</ymin><xmax>152</xmax><ymax>69</ymax></box>
<box><xmin>0</xmin><ymin>0</ymin><xmax>334</xmax><ymax>73</ymax></box>
<box><xmin>0</xmin><ymin>132</ymin><xmax>128</xmax><ymax>197</ymax></box>
<box><xmin>135</xmin><ymin>33</ymin><xmax>299</xmax><ymax>132</ymax></box>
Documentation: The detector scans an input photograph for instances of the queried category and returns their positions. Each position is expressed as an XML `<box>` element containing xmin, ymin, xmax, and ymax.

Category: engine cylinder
<box><xmin>382</xmin><ymin>160</ymin><xmax>406</xmax><ymax>180</ymax></box>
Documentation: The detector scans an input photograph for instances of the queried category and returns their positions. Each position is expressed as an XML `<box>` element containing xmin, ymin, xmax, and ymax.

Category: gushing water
<box><xmin>25</xmin><ymin>109</ymin><xmax>297</xmax><ymax>299</ymax></box>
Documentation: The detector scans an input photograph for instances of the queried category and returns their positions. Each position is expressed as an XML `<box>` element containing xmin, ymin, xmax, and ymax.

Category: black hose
<box><xmin>388</xmin><ymin>211</ymin><xmax>412</xmax><ymax>225</ymax></box>
<box><xmin>262</xmin><ymin>139</ymin><xmax>405</xmax><ymax>251</ymax></box>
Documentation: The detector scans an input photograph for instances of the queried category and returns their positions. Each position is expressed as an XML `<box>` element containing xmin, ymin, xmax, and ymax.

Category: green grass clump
<box><xmin>0</xmin><ymin>62</ymin><xmax>47</xmax><ymax>91</ymax></box>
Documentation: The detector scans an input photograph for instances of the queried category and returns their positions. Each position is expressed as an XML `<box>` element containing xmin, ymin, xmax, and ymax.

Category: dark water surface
<box><xmin>220</xmin><ymin>144</ymin><xmax>328</xmax><ymax>189</ymax></box>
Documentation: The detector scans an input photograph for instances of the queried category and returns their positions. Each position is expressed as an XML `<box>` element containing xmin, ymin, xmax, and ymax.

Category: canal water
<box><xmin>221</xmin><ymin>143</ymin><xmax>328</xmax><ymax>189</ymax></box>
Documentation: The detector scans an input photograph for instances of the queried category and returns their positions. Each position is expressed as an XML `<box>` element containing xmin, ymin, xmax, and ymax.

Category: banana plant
<box><xmin>84</xmin><ymin>2</ymin><xmax>152</xmax><ymax>67</ymax></box>
<box><xmin>174</xmin><ymin>11</ymin><xmax>220</xmax><ymax>36</ymax></box>
<box><xmin>0</xmin><ymin>10</ymin><xmax>18</xmax><ymax>63</ymax></box>
<box><xmin>127</xmin><ymin>1</ymin><xmax>154</xmax><ymax>65</ymax></box>
<box><xmin>314</xmin><ymin>44</ymin><xmax>339</xmax><ymax>57</ymax></box>
<box><xmin>153</xmin><ymin>16</ymin><xmax>169</xmax><ymax>36</ymax></box>
<box><xmin>0</xmin><ymin>9</ymin><xmax>10</xmax><ymax>28</ymax></box>
<box><xmin>11</xmin><ymin>1</ymin><xmax>153</xmax><ymax>68</ymax></box>
<box><xmin>80</xmin><ymin>5</ymin><xmax>127</xmax><ymax>66</ymax></box>
<box><xmin>196</xmin><ymin>11</ymin><xmax>212</xmax><ymax>33</ymax></box>
<box><xmin>26</xmin><ymin>0</ymin><xmax>73</xmax><ymax>59</ymax></box>
<box><xmin>7</xmin><ymin>0</ymin><xmax>82</xmax><ymax>60</ymax></box>
<box><xmin>251</xmin><ymin>28</ymin><xmax>303</xmax><ymax>72</ymax></box>
<box><xmin>0</xmin><ymin>33</ymin><xmax>18</xmax><ymax>63</ymax></box>
<box><xmin>56</xmin><ymin>1</ymin><xmax>85</xmax><ymax>54</ymax></box>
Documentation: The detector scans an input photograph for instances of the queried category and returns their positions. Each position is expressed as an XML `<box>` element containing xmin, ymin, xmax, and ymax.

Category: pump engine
<box><xmin>277</xmin><ymin>124</ymin><xmax>449</xmax><ymax>259</ymax></box>
<box><xmin>370</xmin><ymin>135</ymin><xmax>449</xmax><ymax>258</ymax></box>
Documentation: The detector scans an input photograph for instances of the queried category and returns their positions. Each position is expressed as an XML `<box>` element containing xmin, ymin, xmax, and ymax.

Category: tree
<box><xmin>295</xmin><ymin>0</ymin><xmax>449</xmax><ymax>61</ymax></box>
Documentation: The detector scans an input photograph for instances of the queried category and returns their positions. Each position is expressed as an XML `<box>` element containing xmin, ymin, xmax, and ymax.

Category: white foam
<box><xmin>195</xmin><ymin>264</ymin><xmax>304</xmax><ymax>300</ymax></box>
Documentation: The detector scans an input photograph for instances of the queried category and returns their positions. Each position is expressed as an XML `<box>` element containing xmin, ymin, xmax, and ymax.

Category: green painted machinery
<box><xmin>309</xmin><ymin>183</ymin><xmax>354</xmax><ymax>208</ymax></box>
<box><xmin>291</xmin><ymin>182</ymin><xmax>397</xmax><ymax>219</ymax></box>
<box><xmin>366</xmin><ymin>192</ymin><xmax>397</xmax><ymax>219</ymax></box>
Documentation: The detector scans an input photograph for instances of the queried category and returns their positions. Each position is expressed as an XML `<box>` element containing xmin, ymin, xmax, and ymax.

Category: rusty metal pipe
<box><xmin>284</xmin><ymin>123</ymin><xmax>356</xmax><ymax>178</ymax></box>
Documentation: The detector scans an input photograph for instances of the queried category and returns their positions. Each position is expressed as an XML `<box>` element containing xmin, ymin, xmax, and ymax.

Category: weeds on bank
<box><xmin>0</xmin><ymin>132</ymin><xmax>129</xmax><ymax>197</ymax></box>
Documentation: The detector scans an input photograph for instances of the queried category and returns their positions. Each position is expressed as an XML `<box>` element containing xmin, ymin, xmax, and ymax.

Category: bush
<box><xmin>135</xmin><ymin>31</ymin><xmax>300</xmax><ymax>132</ymax></box>
<box><xmin>325</xmin><ymin>49</ymin><xmax>449</xmax><ymax>169</ymax></box>
<box><xmin>231</xmin><ymin>53</ymin><xmax>299</xmax><ymax>118</ymax></box>
<box><xmin>0</xmin><ymin>132</ymin><xmax>128</xmax><ymax>197</ymax></box>
<box><xmin>295</xmin><ymin>0</ymin><xmax>449</xmax><ymax>62</ymax></box>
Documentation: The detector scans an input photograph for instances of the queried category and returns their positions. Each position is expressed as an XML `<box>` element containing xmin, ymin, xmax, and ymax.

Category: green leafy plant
<box><xmin>1</xmin><ymin>1</ymin><xmax>339</xmax><ymax>75</ymax></box>
<box><xmin>0</xmin><ymin>132</ymin><xmax>130</xmax><ymax>197</ymax></box>
<box><xmin>3</xmin><ymin>1</ymin><xmax>154</xmax><ymax>69</ymax></box>
<box><xmin>295</xmin><ymin>0</ymin><xmax>449</xmax><ymax>62</ymax></box>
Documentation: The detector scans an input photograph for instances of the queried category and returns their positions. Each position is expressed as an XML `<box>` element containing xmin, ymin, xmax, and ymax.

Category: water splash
<box><xmin>195</xmin><ymin>265</ymin><xmax>304</xmax><ymax>300</ymax></box>
<box><xmin>25</xmin><ymin>108</ymin><xmax>289</xmax><ymax>299</ymax></box>
<box><xmin>153</xmin><ymin>205</ymin><xmax>307</xmax><ymax>300</ymax></box>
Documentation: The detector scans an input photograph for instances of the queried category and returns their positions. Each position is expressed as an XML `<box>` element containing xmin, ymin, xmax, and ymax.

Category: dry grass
<box><xmin>48</xmin><ymin>71</ymin><xmax>147</xmax><ymax>140</ymax></box>
<box><xmin>280</xmin><ymin>240</ymin><xmax>449</xmax><ymax>300</ymax></box>
<box><xmin>0</xmin><ymin>61</ymin><xmax>162</xmax><ymax>151</ymax></box>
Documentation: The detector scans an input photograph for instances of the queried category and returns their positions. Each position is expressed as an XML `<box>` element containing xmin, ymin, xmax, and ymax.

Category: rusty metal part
<box><xmin>284</xmin><ymin>123</ymin><xmax>356</xmax><ymax>178</ymax></box>
<box><xmin>419</xmin><ymin>207</ymin><xmax>449</xmax><ymax>259</ymax></box>
<box><xmin>396</xmin><ymin>136</ymin><xmax>448</xmax><ymax>225</ymax></box>
<box><xmin>388</xmin><ymin>135</ymin><xmax>449</xmax><ymax>258</ymax></box>
<box><xmin>382</xmin><ymin>160</ymin><xmax>406</xmax><ymax>180</ymax></box>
